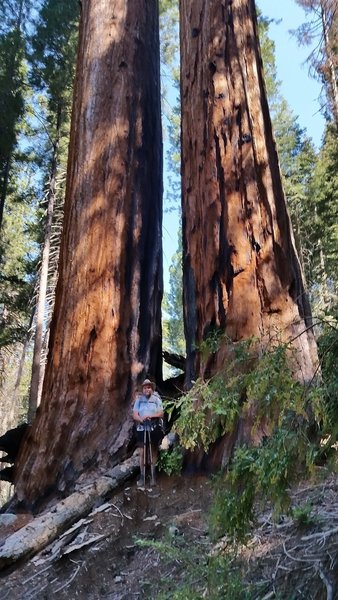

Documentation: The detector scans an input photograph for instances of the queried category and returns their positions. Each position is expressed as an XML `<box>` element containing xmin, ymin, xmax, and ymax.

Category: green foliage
<box><xmin>0</xmin><ymin>29</ymin><xmax>25</xmax><ymax>169</ymax></box>
<box><xmin>160</xmin><ymin>0</ymin><xmax>182</xmax><ymax>365</ymax></box>
<box><xmin>28</xmin><ymin>0</ymin><xmax>80</xmax><ymax>299</ymax></box>
<box><xmin>210</xmin><ymin>422</ymin><xmax>314</xmax><ymax>542</ymax></box>
<box><xmin>170</xmin><ymin>336</ymin><xmax>330</xmax><ymax>542</ymax></box>
<box><xmin>259</xmin><ymin>14</ymin><xmax>321</xmax><ymax>292</ymax></box>
<box><xmin>171</xmin><ymin>337</ymin><xmax>317</xmax><ymax>453</ymax></box>
<box><xmin>0</xmin><ymin>1</ymin><xmax>29</xmax><ymax>221</ymax></box>
<box><xmin>308</xmin><ymin>126</ymin><xmax>338</xmax><ymax>293</ymax></box>
<box><xmin>0</xmin><ymin>0</ymin><xmax>79</xmax><ymax>404</ymax></box>
<box><xmin>0</xmin><ymin>178</ymin><xmax>37</xmax><ymax>349</ymax></box>
<box><xmin>258</xmin><ymin>8</ymin><xmax>338</xmax><ymax>318</ymax></box>
<box><xmin>29</xmin><ymin>0</ymin><xmax>79</xmax><ymax>122</ymax></box>
<box><xmin>159</xmin><ymin>0</ymin><xmax>179</xmax><ymax>69</ymax></box>
<box><xmin>317</xmin><ymin>311</ymin><xmax>338</xmax><ymax>431</ymax></box>
<box><xmin>162</xmin><ymin>231</ymin><xmax>185</xmax><ymax>358</ymax></box>
<box><xmin>210</xmin><ymin>470</ymin><xmax>256</xmax><ymax>544</ymax></box>
<box><xmin>158</xmin><ymin>445</ymin><xmax>183</xmax><ymax>476</ymax></box>
<box><xmin>292</xmin><ymin>0</ymin><xmax>338</xmax><ymax>124</ymax></box>
<box><xmin>171</xmin><ymin>375</ymin><xmax>242</xmax><ymax>452</ymax></box>
<box><xmin>257</xmin><ymin>12</ymin><xmax>280</xmax><ymax>102</ymax></box>
<box><xmin>205</xmin><ymin>554</ymin><xmax>251</xmax><ymax>600</ymax></box>
<box><xmin>136</xmin><ymin>536</ymin><xmax>252</xmax><ymax>599</ymax></box>
<box><xmin>159</xmin><ymin>0</ymin><xmax>180</xmax><ymax>211</ymax></box>
<box><xmin>291</xmin><ymin>503</ymin><xmax>316</xmax><ymax>528</ymax></box>
<box><xmin>246</xmin><ymin>343</ymin><xmax>310</xmax><ymax>425</ymax></box>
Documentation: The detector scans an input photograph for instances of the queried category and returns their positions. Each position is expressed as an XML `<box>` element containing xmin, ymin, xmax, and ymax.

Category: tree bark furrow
<box><xmin>14</xmin><ymin>0</ymin><xmax>163</xmax><ymax>505</ymax></box>
<box><xmin>180</xmin><ymin>0</ymin><xmax>318</xmax><ymax>387</ymax></box>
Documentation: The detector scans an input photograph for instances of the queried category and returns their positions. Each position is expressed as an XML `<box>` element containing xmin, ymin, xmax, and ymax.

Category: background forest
<box><xmin>0</xmin><ymin>0</ymin><xmax>337</xmax><ymax>509</ymax></box>
<box><xmin>0</xmin><ymin>1</ymin><xmax>337</xmax><ymax>598</ymax></box>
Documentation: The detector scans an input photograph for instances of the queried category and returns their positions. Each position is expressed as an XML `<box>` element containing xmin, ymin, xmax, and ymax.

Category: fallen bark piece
<box><xmin>89</xmin><ymin>502</ymin><xmax>113</xmax><ymax>515</ymax></box>
<box><xmin>59</xmin><ymin>517</ymin><xmax>93</xmax><ymax>539</ymax></box>
<box><xmin>61</xmin><ymin>533</ymin><xmax>106</xmax><ymax>556</ymax></box>
<box><xmin>0</xmin><ymin>455</ymin><xmax>139</xmax><ymax>570</ymax></box>
<box><xmin>31</xmin><ymin>518</ymin><xmax>93</xmax><ymax>566</ymax></box>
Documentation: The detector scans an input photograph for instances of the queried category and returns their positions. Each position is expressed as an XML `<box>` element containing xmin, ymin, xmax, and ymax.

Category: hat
<box><xmin>142</xmin><ymin>378</ymin><xmax>155</xmax><ymax>390</ymax></box>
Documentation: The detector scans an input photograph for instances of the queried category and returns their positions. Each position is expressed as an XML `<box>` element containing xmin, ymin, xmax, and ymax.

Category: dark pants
<box><xmin>136</xmin><ymin>427</ymin><xmax>163</xmax><ymax>448</ymax></box>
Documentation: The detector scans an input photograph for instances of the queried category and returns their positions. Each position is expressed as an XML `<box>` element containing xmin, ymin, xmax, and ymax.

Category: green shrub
<box><xmin>158</xmin><ymin>444</ymin><xmax>183</xmax><ymax>476</ymax></box>
<box><xmin>136</xmin><ymin>536</ymin><xmax>252</xmax><ymax>599</ymax></box>
<box><xmin>168</xmin><ymin>337</ymin><xmax>323</xmax><ymax>454</ymax></box>
<box><xmin>210</xmin><ymin>421</ymin><xmax>315</xmax><ymax>542</ymax></box>
<box><xmin>165</xmin><ymin>335</ymin><xmax>332</xmax><ymax>542</ymax></box>
<box><xmin>291</xmin><ymin>503</ymin><xmax>316</xmax><ymax>528</ymax></box>
<box><xmin>317</xmin><ymin>312</ymin><xmax>338</xmax><ymax>433</ymax></box>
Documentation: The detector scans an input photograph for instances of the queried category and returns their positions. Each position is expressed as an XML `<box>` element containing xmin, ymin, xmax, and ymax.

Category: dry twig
<box><xmin>52</xmin><ymin>563</ymin><xmax>82</xmax><ymax>593</ymax></box>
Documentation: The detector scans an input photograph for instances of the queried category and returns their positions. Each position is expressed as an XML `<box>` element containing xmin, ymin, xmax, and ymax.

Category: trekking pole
<box><xmin>147</xmin><ymin>427</ymin><xmax>155</xmax><ymax>486</ymax></box>
<box><xmin>143</xmin><ymin>426</ymin><xmax>147</xmax><ymax>488</ymax></box>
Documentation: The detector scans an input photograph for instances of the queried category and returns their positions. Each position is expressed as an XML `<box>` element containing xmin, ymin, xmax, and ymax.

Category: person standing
<box><xmin>133</xmin><ymin>378</ymin><xmax>164</xmax><ymax>486</ymax></box>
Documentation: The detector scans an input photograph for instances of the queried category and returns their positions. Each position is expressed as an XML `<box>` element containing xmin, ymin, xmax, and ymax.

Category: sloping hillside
<box><xmin>1</xmin><ymin>464</ymin><xmax>338</xmax><ymax>599</ymax></box>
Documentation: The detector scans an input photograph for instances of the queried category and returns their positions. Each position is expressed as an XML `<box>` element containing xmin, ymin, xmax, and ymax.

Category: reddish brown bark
<box><xmin>180</xmin><ymin>0</ymin><xmax>318</xmax><ymax>385</ymax></box>
<box><xmin>14</xmin><ymin>0</ymin><xmax>163</xmax><ymax>505</ymax></box>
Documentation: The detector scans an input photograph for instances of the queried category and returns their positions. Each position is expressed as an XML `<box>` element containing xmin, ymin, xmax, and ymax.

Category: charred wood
<box><xmin>162</xmin><ymin>350</ymin><xmax>185</xmax><ymax>371</ymax></box>
<box><xmin>0</xmin><ymin>423</ymin><xmax>28</xmax><ymax>464</ymax></box>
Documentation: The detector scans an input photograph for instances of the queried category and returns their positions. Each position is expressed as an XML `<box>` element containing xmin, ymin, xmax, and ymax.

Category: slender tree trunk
<box><xmin>27</xmin><ymin>107</ymin><xmax>61</xmax><ymax>424</ymax></box>
<box><xmin>0</xmin><ymin>156</ymin><xmax>11</xmax><ymax>230</ymax></box>
<box><xmin>313</xmin><ymin>205</ymin><xmax>330</xmax><ymax>308</ymax></box>
<box><xmin>294</xmin><ymin>215</ymin><xmax>306</xmax><ymax>277</ymax></box>
<box><xmin>12</xmin><ymin>311</ymin><xmax>34</xmax><ymax>401</ymax></box>
<box><xmin>14</xmin><ymin>0</ymin><xmax>163</xmax><ymax>505</ymax></box>
<box><xmin>321</xmin><ymin>0</ymin><xmax>338</xmax><ymax>128</ymax></box>
<box><xmin>180</xmin><ymin>0</ymin><xmax>318</xmax><ymax>387</ymax></box>
<box><xmin>318</xmin><ymin>237</ymin><xmax>330</xmax><ymax>307</ymax></box>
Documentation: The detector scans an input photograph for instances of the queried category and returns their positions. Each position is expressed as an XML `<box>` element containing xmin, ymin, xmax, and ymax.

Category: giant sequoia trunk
<box><xmin>181</xmin><ymin>1</ymin><xmax>318</xmax><ymax>387</ymax></box>
<box><xmin>14</xmin><ymin>0</ymin><xmax>162</xmax><ymax>504</ymax></box>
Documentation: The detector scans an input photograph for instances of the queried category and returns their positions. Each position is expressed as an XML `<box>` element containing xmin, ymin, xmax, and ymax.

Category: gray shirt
<box><xmin>133</xmin><ymin>394</ymin><xmax>163</xmax><ymax>431</ymax></box>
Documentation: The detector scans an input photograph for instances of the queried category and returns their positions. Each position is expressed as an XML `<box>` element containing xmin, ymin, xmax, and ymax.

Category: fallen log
<box><xmin>0</xmin><ymin>454</ymin><xmax>139</xmax><ymax>570</ymax></box>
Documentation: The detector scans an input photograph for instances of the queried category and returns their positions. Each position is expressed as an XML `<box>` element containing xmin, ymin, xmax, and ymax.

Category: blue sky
<box><xmin>257</xmin><ymin>0</ymin><xmax>325</xmax><ymax>148</ymax></box>
<box><xmin>162</xmin><ymin>0</ymin><xmax>326</xmax><ymax>292</ymax></box>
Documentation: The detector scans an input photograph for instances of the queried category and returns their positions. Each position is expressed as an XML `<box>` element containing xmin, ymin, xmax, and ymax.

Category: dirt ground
<box><xmin>0</xmin><ymin>473</ymin><xmax>214</xmax><ymax>600</ymax></box>
<box><xmin>1</xmin><ymin>469</ymin><xmax>338</xmax><ymax>600</ymax></box>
